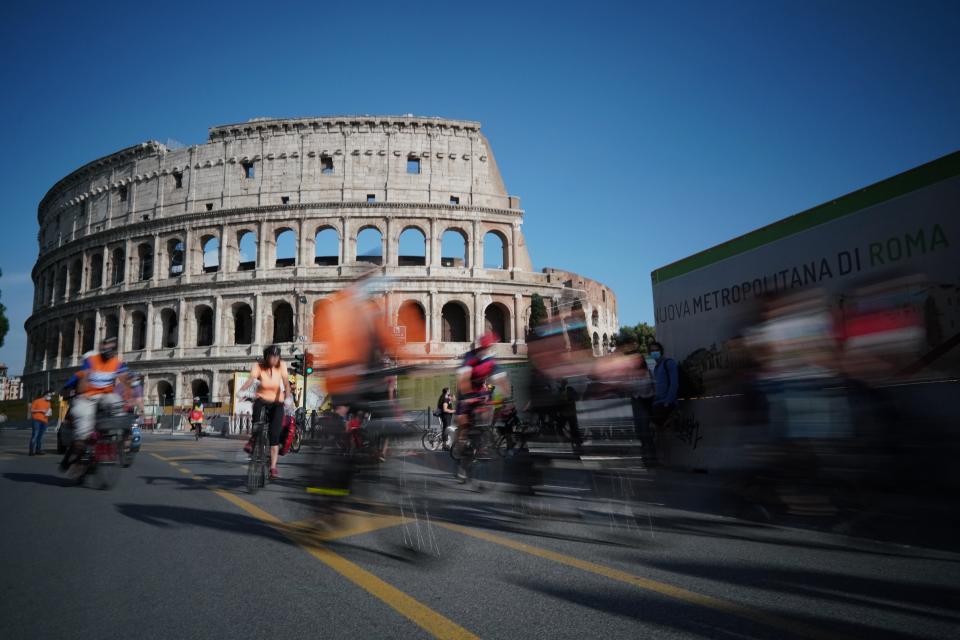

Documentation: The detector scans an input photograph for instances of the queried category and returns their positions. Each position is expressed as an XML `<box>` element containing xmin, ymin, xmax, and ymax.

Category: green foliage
<box><xmin>529</xmin><ymin>293</ymin><xmax>548</xmax><ymax>329</ymax></box>
<box><xmin>618</xmin><ymin>321</ymin><xmax>656</xmax><ymax>352</ymax></box>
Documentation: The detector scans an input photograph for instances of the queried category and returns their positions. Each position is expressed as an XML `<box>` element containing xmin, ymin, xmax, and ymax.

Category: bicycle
<box><xmin>65</xmin><ymin>418</ymin><xmax>126</xmax><ymax>490</ymax></box>
<box><xmin>246</xmin><ymin>408</ymin><xmax>269</xmax><ymax>493</ymax></box>
<box><xmin>290</xmin><ymin>408</ymin><xmax>306</xmax><ymax>454</ymax></box>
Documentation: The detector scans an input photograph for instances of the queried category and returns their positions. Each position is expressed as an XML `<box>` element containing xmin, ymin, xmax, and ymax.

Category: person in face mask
<box><xmin>68</xmin><ymin>337</ymin><xmax>130</xmax><ymax>455</ymax></box>
<box><xmin>649</xmin><ymin>341</ymin><xmax>679</xmax><ymax>426</ymax></box>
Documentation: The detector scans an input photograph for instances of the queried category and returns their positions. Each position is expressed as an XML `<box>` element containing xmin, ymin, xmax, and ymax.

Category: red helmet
<box><xmin>478</xmin><ymin>332</ymin><xmax>498</xmax><ymax>348</ymax></box>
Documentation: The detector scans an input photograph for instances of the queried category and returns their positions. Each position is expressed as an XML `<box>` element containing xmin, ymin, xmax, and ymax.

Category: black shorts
<box><xmin>253</xmin><ymin>399</ymin><xmax>285</xmax><ymax>446</ymax></box>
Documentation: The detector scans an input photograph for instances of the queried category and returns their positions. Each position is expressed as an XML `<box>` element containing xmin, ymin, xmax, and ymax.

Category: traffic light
<box><xmin>304</xmin><ymin>352</ymin><xmax>314</xmax><ymax>376</ymax></box>
<box><xmin>290</xmin><ymin>353</ymin><xmax>304</xmax><ymax>376</ymax></box>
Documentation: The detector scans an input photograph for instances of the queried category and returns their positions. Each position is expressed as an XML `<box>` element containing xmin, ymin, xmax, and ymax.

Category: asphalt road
<box><xmin>1</xmin><ymin>428</ymin><xmax>958</xmax><ymax>640</ymax></box>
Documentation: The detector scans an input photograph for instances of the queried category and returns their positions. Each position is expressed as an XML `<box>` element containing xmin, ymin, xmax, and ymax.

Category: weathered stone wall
<box><xmin>24</xmin><ymin>116</ymin><xmax>617</xmax><ymax>404</ymax></box>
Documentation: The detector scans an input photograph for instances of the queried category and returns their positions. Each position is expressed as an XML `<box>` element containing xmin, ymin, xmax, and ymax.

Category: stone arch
<box><xmin>59</xmin><ymin>322</ymin><xmax>74</xmax><ymax>362</ymax></box>
<box><xmin>155</xmin><ymin>380</ymin><xmax>174</xmax><ymax>406</ymax></box>
<box><xmin>483</xmin><ymin>230</ymin><xmax>508</xmax><ymax>270</ymax></box>
<box><xmin>191</xmin><ymin>379</ymin><xmax>210</xmax><ymax>404</ymax></box>
<box><xmin>356</xmin><ymin>226</ymin><xmax>383</xmax><ymax>265</ymax></box>
<box><xmin>441</xmin><ymin>301</ymin><xmax>469</xmax><ymax>343</ymax></box>
<box><xmin>602</xmin><ymin>333</ymin><xmax>609</xmax><ymax>355</ymax></box>
<box><xmin>158</xmin><ymin>308</ymin><xmax>178</xmax><ymax>349</ymax></box>
<box><xmin>237</xmin><ymin>230</ymin><xmax>257</xmax><ymax>271</ymax></box>
<box><xmin>89</xmin><ymin>252</ymin><xmax>103</xmax><ymax>289</ymax></box>
<box><xmin>272</xmin><ymin>300</ymin><xmax>295</xmax><ymax>343</ymax></box>
<box><xmin>130</xmin><ymin>310</ymin><xmax>147</xmax><ymax>351</ymax></box>
<box><xmin>484</xmin><ymin>302</ymin><xmax>511</xmax><ymax>343</ymax></box>
<box><xmin>103</xmin><ymin>313</ymin><xmax>119</xmax><ymax>341</ymax></box>
<box><xmin>398</xmin><ymin>226</ymin><xmax>426</xmax><ymax>266</ymax></box>
<box><xmin>232</xmin><ymin>302</ymin><xmax>254</xmax><ymax>345</ymax></box>
<box><xmin>195</xmin><ymin>305</ymin><xmax>214</xmax><ymax>347</ymax></box>
<box><xmin>314</xmin><ymin>226</ymin><xmax>339</xmax><ymax>266</ymax></box>
<box><xmin>201</xmin><ymin>235</ymin><xmax>220</xmax><ymax>273</ymax></box>
<box><xmin>110</xmin><ymin>247</ymin><xmax>125</xmax><ymax>284</ymax></box>
<box><xmin>275</xmin><ymin>228</ymin><xmax>296</xmax><ymax>268</ymax></box>
<box><xmin>592</xmin><ymin>332</ymin><xmax>600</xmax><ymax>356</ymax></box>
<box><xmin>56</xmin><ymin>264</ymin><xmax>67</xmax><ymax>299</ymax></box>
<box><xmin>167</xmin><ymin>237</ymin><xmax>185</xmax><ymax>277</ymax></box>
<box><xmin>80</xmin><ymin>316</ymin><xmax>96</xmax><ymax>354</ymax></box>
<box><xmin>591</xmin><ymin>309</ymin><xmax>599</xmax><ymax>327</ymax></box>
<box><xmin>137</xmin><ymin>243</ymin><xmax>153</xmax><ymax>281</ymax></box>
<box><xmin>441</xmin><ymin>227</ymin><xmax>469</xmax><ymax>267</ymax></box>
<box><xmin>397</xmin><ymin>300</ymin><xmax>427</xmax><ymax>343</ymax></box>
<box><xmin>69</xmin><ymin>257</ymin><xmax>82</xmax><ymax>293</ymax></box>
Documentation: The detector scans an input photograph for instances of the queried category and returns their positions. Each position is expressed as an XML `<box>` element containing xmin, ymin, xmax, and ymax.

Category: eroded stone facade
<box><xmin>24</xmin><ymin>115</ymin><xmax>617</xmax><ymax>404</ymax></box>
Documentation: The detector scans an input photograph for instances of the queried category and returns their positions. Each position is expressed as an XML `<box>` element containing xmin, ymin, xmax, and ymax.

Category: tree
<box><xmin>529</xmin><ymin>293</ymin><xmax>548</xmax><ymax>330</ymax></box>
<box><xmin>635</xmin><ymin>322</ymin><xmax>656</xmax><ymax>351</ymax></box>
<box><xmin>0</xmin><ymin>269</ymin><xmax>8</xmax><ymax>349</ymax></box>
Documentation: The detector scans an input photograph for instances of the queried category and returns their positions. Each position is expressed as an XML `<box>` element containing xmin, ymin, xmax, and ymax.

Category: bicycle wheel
<box><xmin>97</xmin><ymin>436</ymin><xmax>122</xmax><ymax>490</ymax></box>
<box><xmin>246</xmin><ymin>425</ymin><xmax>267</xmax><ymax>493</ymax></box>
<box><xmin>421</xmin><ymin>431</ymin><xmax>441</xmax><ymax>452</ymax></box>
<box><xmin>291</xmin><ymin>429</ymin><xmax>302</xmax><ymax>454</ymax></box>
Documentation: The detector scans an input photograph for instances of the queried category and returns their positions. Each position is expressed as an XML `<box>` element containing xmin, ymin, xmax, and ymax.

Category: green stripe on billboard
<box><xmin>651</xmin><ymin>151</ymin><xmax>960</xmax><ymax>285</ymax></box>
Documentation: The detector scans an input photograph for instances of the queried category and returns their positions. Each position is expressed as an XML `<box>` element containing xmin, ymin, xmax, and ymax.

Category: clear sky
<box><xmin>1</xmin><ymin>0</ymin><xmax>959</xmax><ymax>375</ymax></box>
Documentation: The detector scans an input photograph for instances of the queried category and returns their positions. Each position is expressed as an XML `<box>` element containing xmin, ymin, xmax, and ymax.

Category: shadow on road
<box><xmin>3</xmin><ymin>472</ymin><xmax>75</xmax><ymax>487</ymax></box>
<box><xmin>115</xmin><ymin>503</ymin><xmax>290</xmax><ymax>544</ymax></box>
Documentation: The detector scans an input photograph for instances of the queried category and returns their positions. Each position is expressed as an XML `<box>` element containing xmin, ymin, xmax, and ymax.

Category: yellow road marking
<box><xmin>438</xmin><ymin>522</ymin><xmax>846</xmax><ymax>640</ymax></box>
<box><xmin>287</xmin><ymin>512</ymin><xmax>406</xmax><ymax>542</ymax></box>
<box><xmin>157</xmin><ymin>445</ymin><xmax>451</xmax><ymax>638</ymax></box>
<box><xmin>177</xmin><ymin>467</ymin><xmax>192</xmax><ymax>475</ymax></box>
<box><xmin>160</xmin><ymin>454</ymin><xmax>216</xmax><ymax>462</ymax></box>
<box><xmin>206</xmin><ymin>487</ymin><xmax>476</xmax><ymax>638</ymax></box>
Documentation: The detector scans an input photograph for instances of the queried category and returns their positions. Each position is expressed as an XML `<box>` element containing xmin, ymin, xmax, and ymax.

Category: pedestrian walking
<box><xmin>29</xmin><ymin>390</ymin><xmax>52</xmax><ymax>456</ymax></box>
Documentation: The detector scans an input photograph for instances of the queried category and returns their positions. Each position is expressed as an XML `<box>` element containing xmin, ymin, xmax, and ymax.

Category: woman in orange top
<box><xmin>238</xmin><ymin>344</ymin><xmax>294</xmax><ymax>479</ymax></box>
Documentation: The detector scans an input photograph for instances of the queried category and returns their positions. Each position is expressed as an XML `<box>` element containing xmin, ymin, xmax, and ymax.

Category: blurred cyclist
<box><xmin>454</xmin><ymin>332</ymin><xmax>511</xmax><ymax>481</ymax></box>
<box><xmin>68</xmin><ymin>337</ymin><xmax>131</xmax><ymax>458</ymax></box>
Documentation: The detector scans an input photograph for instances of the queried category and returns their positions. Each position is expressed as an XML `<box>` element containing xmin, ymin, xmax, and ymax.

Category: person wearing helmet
<box><xmin>238</xmin><ymin>344</ymin><xmax>294</xmax><ymax>480</ymax></box>
<box><xmin>453</xmin><ymin>332</ymin><xmax>510</xmax><ymax>481</ymax></box>
<box><xmin>68</xmin><ymin>337</ymin><xmax>130</xmax><ymax>453</ymax></box>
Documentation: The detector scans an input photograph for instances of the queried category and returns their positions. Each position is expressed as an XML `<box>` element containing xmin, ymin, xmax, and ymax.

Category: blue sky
<box><xmin>1</xmin><ymin>0</ymin><xmax>959</xmax><ymax>375</ymax></box>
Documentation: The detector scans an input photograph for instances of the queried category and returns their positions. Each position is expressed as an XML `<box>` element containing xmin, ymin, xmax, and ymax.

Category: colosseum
<box><xmin>24</xmin><ymin>115</ymin><xmax>618</xmax><ymax>405</ymax></box>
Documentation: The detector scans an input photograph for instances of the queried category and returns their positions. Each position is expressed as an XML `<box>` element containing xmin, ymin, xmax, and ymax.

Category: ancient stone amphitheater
<box><xmin>24</xmin><ymin>115</ymin><xmax>617</xmax><ymax>405</ymax></box>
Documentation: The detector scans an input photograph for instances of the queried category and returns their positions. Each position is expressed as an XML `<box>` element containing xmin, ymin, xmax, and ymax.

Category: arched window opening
<box><xmin>191</xmin><ymin>379</ymin><xmax>210</xmax><ymax>404</ymax></box>
<box><xmin>272</xmin><ymin>301</ymin><xmax>294</xmax><ymax>343</ymax></box>
<box><xmin>60</xmin><ymin>325</ymin><xmax>74</xmax><ymax>362</ymax></box>
<box><xmin>195</xmin><ymin>306</ymin><xmax>214</xmax><ymax>347</ymax></box>
<box><xmin>602</xmin><ymin>334</ymin><xmax>609</xmax><ymax>355</ymax></box>
<box><xmin>314</xmin><ymin>227</ymin><xmax>339</xmax><ymax>266</ymax></box>
<box><xmin>69</xmin><ymin>259</ymin><xmax>82</xmax><ymax>294</ymax></box>
<box><xmin>233</xmin><ymin>304</ymin><xmax>253</xmax><ymax>345</ymax></box>
<box><xmin>484</xmin><ymin>303</ymin><xmax>510</xmax><ymax>343</ymax></box>
<box><xmin>167</xmin><ymin>238</ymin><xmax>185</xmax><ymax>277</ymax></box>
<box><xmin>441</xmin><ymin>229</ymin><xmax>468</xmax><ymax>267</ymax></box>
<box><xmin>592</xmin><ymin>332</ymin><xmax>600</xmax><ymax>356</ymax></box>
<box><xmin>202</xmin><ymin>236</ymin><xmax>220</xmax><ymax>273</ymax></box>
<box><xmin>131</xmin><ymin>311</ymin><xmax>147</xmax><ymax>351</ymax></box>
<box><xmin>591</xmin><ymin>309</ymin><xmax>599</xmax><ymax>327</ymax></box>
<box><xmin>89</xmin><ymin>253</ymin><xmax>103</xmax><ymax>289</ymax></box>
<box><xmin>397</xmin><ymin>301</ymin><xmax>426</xmax><ymax>343</ymax></box>
<box><xmin>111</xmin><ymin>248</ymin><xmax>125</xmax><ymax>285</ymax></box>
<box><xmin>104</xmin><ymin>314</ymin><xmax>119</xmax><ymax>341</ymax></box>
<box><xmin>356</xmin><ymin>227</ymin><xmax>383</xmax><ymax>265</ymax></box>
<box><xmin>441</xmin><ymin>302</ymin><xmax>468</xmax><ymax>343</ymax></box>
<box><xmin>275</xmin><ymin>229</ymin><xmax>296</xmax><ymax>268</ymax></box>
<box><xmin>56</xmin><ymin>265</ymin><xmax>67</xmax><ymax>299</ymax></box>
<box><xmin>156</xmin><ymin>381</ymin><xmax>174</xmax><ymax>407</ymax></box>
<box><xmin>483</xmin><ymin>231</ymin><xmax>508</xmax><ymax>269</ymax></box>
<box><xmin>137</xmin><ymin>243</ymin><xmax>153</xmax><ymax>281</ymax></box>
<box><xmin>160</xmin><ymin>309</ymin><xmax>178</xmax><ymax>349</ymax></box>
<box><xmin>398</xmin><ymin>227</ymin><xmax>426</xmax><ymax>266</ymax></box>
<box><xmin>80</xmin><ymin>317</ymin><xmax>95</xmax><ymax>354</ymax></box>
<box><xmin>237</xmin><ymin>231</ymin><xmax>256</xmax><ymax>271</ymax></box>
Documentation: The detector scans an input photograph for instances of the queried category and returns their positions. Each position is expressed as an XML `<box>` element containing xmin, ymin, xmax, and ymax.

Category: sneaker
<box><xmin>269</xmin><ymin>467</ymin><xmax>279</xmax><ymax>480</ymax></box>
